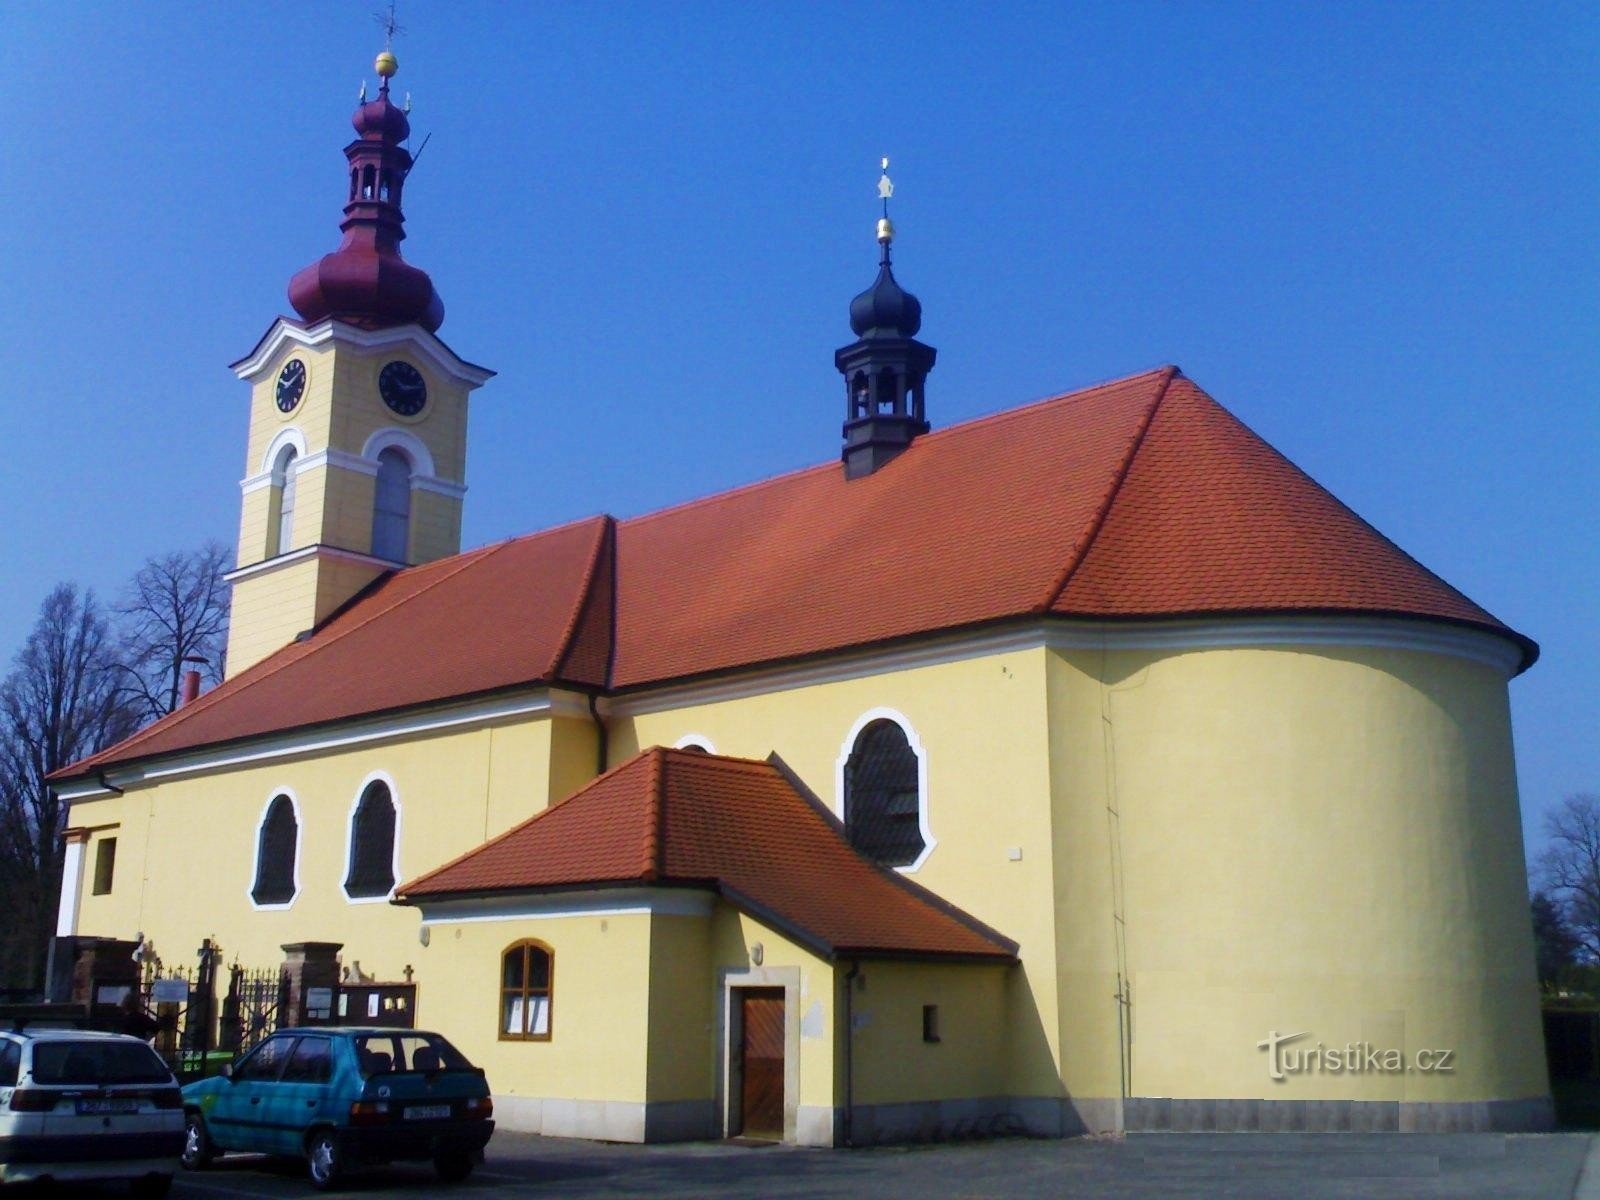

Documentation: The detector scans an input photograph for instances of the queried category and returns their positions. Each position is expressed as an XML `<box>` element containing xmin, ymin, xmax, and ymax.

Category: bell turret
<box><xmin>835</xmin><ymin>160</ymin><xmax>936</xmax><ymax>479</ymax></box>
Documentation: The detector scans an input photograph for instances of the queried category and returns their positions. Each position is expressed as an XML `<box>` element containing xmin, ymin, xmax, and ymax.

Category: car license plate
<box><xmin>406</xmin><ymin>1104</ymin><xmax>451</xmax><ymax>1120</ymax></box>
<box><xmin>76</xmin><ymin>1098</ymin><xmax>140</xmax><ymax>1115</ymax></box>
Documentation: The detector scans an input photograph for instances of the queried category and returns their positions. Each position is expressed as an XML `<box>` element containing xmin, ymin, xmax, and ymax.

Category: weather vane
<box><xmin>876</xmin><ymin>157</ymin><xmax>895</xmax><ymax>245</ymax></box>
<box><xmin>375</xmin><ymin>2</ymin><xmax>404</xmax><ymax>47</ymax></box>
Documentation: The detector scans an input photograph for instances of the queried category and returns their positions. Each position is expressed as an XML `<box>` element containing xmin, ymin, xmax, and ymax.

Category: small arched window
<box><xmin>876</xmin><ymin>370</ymin><xmax>899</xmax><ymax>415</ymax></box>
<box><xmin>843</xmin><ymin>718</ymin><xmax>924</xmax><ymax>867</ymax></box>
<box><xmin>371</xmin><ymin>448</ymin><xmax>412</xmax><ymax>563</ymax></box>
<box><xmin>344</xmin><ymin>780</ymin><xmax>397</xmax><ymax>899</ymax></box>
<box><xmin>851</xmin><ymin>372</ymin><xmax>870</xmax><ymax>419</ymax></box>
<box><xmin>270</xmin><ymin>446</ymin><xmax>298</xmax><ymax>557</ymax></box>
<box><xmin>500</xmin><ymin>941</ymin><xmax>552</xmax><ymax>1041</ymax></box>
<box><xmin>252</xmin><ymin>794</ymin><xmax>299</xmax><ymax>907</ymax></box>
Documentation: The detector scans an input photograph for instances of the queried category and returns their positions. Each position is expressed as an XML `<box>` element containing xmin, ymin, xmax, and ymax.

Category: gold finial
<box><xmin>876</xmin><ymin>156</ymin><xmax>895</xmax><ymax>244</ymax></box>
<box><xmin>375</xmin><ymin>49</ymin><xmax>399</xmax><ymax>78</ymax></box>
<box><xmin>374</xmin><ymin>2</ymin><xmax>402</xmax><ymax>79</ymax></box>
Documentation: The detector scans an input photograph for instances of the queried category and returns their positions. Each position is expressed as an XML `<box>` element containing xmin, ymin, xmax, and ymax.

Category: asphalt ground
<box><xmin>29</xmin><ymin>1130</ymin><xmax>1600</xmax><ymax>1199</ymax></box>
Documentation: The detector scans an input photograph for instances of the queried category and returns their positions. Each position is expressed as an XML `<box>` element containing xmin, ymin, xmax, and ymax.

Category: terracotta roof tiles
<box><xmin>54</xmin><ymin>367</ymin><xmax>1533</xmax><ymax>780</ymax></box>
<box><xmin>397</xmin><ymin>747</ymin><xmax>1017</xmax><ymax>962</ymax></box>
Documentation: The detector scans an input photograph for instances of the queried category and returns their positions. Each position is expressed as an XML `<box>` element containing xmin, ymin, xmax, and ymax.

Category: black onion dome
<box><xmin>849</xmin><ymin>258</ymin><xmax>923</xmax><ymax>338</ymax></box>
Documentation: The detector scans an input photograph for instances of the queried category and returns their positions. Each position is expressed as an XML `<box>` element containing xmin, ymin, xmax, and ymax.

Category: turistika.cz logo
<box><xmin>1256</xmin><ymin>1031</ymin><xmax>1456</xmax><ymax>1081</ymax></box>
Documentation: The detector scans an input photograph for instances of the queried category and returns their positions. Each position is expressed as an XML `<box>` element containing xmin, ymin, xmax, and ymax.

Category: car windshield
<box><xmin>30</xmin><ymin>1040</ymin><xmax>172</xmax><ymax>1085</ymax></box>
<box><xmin>352</xmin><ymin>1033</ymin><xmax>472</xmax><ymax>1077</ymax></box>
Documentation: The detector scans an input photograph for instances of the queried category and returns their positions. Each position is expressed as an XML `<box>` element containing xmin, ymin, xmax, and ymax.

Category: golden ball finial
<box><xmin>375</xmin><ymin>49</ymin><xmax>399</xmax><ymax>78</ymax></box>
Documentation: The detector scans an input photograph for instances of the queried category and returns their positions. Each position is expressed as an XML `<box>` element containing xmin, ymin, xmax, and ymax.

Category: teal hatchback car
<box><xmin>180</xmin><ymin>1028</ymin><xmax>494</xmax><ymax>1189</ymax></box>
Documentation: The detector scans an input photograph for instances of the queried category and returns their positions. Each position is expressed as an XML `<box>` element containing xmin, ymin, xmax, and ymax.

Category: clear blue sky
<box><xmin>1</xmin><ymin>3</ymin><xmax>1594</xmax><ymax>856</ymax></box>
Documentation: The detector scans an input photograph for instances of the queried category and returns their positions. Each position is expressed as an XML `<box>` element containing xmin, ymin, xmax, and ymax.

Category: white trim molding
<box><xmin>231</xmin><ymin>318</ymin><xmax>496</xmax><ymax>388</ymax></box>
<box><xmin>247</xmin><ymin>787</ymin><xmax>303</xmax><ymax>913</ymax></box>
<box><xmin>835</xmin><ymin>707</ymin><xmax>936</xmax><ymax>874</ymax></box>
<box><xmin>56</xmin><ymin>837</ymin><xmax>86</xmax><ymax>937</ymax></box>
<box><xmin>222</xmin><ymin>542</ymin><xmax>405</xmax><ymax>584</ymax></box>
<box><xmin>414</xmin><ymin>887</ymin><xmax>716</xmax><ymax>925</ymax></box>
<box><xmin>607</xmin><ymin>614</ymin><xmax>1526</xmax><ymax>718</ymax></box>
<box><xmin>672</xmin><ymin>734</ymin><xmax>717</xmax><ymax>753</ymax></box>
<box><xmin>361</xmin><ymin>428</ymin><xmax>436</xmax><ymax>478</ymax></box>
<box><xmin>342</xmin><ymin>770</ymin><xmax>404</xmax><ymax>905</ymax></box>
<box><xmin>57</xmin><ymin>688</ymin><xmax>589</xmax><ymax>802</ymax></box>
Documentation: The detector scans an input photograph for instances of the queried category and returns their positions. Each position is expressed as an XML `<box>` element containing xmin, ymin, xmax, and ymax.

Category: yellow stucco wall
<box><xmin>67</xmin><ymin>708</ymin><xmax>569</xmax><ymax>980</ymax></box>
<box><xmin>1047</xmin><ymin>641</ymin><xmax>1546</xmax><ymax>1108</ymax></box>
<box><xmin>417</xmin><ymin>913</ymin><xmax>652</xmax><ymax>1103</ymax></box>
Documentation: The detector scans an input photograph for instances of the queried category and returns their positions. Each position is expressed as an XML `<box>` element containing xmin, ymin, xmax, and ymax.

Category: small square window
<box><xmin>922</xmin><ymin>1004</ymin><xmax>940</xmax><ymax>1044</ymax></box>
<box><xmin>92</xmin><ymin>838</ymin><xmax>117</xmax><ymax>896</ymax></box>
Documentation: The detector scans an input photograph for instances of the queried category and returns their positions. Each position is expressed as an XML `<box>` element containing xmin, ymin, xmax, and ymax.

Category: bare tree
<box><xmin>116</xmin><ymin>542</ymin><xmax>230</xmax><ymax>722</ymax></box>
<box><xmin>1539</xmin><ymin>793</ymin><xmax>1600</xmax><ymax>962</ymax></box>
<box><xmin>0</xmin><ymin>585</ymin><xmax>140</xmax><ymax>988</ymax></box>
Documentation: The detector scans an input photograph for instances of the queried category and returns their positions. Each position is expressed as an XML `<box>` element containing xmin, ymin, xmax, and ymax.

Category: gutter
<box><xmin>841</xmin><ymin>959</ymin><xmax>859</xmax><ymax>1148</ymax></box>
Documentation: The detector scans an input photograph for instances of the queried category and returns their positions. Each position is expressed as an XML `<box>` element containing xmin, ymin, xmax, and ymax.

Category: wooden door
<box><xmin>737</xmin><ymin>988</ymin><xmax>785</xmax><ymax>1139</ymax></box>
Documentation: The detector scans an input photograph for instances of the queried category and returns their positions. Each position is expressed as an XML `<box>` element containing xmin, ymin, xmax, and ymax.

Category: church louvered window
<box><xmin>252</xmin><ymin>794</ymin><xmax>298</xmax><ymax>906</ymax></box>
<box><xmin>344</xmin><ymin>780</ymin><xmax>397</xmax><ymax>899</ymax></box>
<box><xmin>270</xmin><ymin>446</ymin><xmax>298</xmax><ymax>557</ymax></box>
<box><xmin>843</xmin><ymin>718</ymin><xmax>924</xmax><ymax>867</ymax></box>
<box><xmin>371</xmin><ymin>447</ymin><xmax>412</xmax><ymax>563</ymax></box>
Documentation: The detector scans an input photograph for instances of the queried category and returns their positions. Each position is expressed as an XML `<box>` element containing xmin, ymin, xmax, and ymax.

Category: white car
<box><xmin>0</xmin><ymin>1027</ymin><xmax>184</xmax><ymax>1196</ymax></box>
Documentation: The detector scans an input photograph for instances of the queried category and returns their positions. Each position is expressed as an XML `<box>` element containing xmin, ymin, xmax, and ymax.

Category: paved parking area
<box><xmin>44</xmin><ymin>1131</ymin><xmax>1600</xmax><ymax>1199</ymax></box>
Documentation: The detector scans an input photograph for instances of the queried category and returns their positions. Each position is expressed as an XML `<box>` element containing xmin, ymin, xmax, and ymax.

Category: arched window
<box><xmin>876</xmin><ymin>370</ymin><xmax>899</xmax><ymax>414</ymax></box>
<box><xmin>269</xmin><ymin>446</ymin><xmax>298</xmax><ymax>557</ymax></box>
<box><xmin>251</xmin><ymin>794</ymin><xmax>299</xmax><ymax>907</ymax></box>
<box><xmin>851</xmin><ymin>372</ymin><xmax>870</xmax><ymax>419</ymax></box>
<box><xmin>500</xmin><ymin>941</ymin><xmax>552</xmax><ymax>1041</ymax></box>
<box><xmin>344</xmin><ymin>779</ymin><xmax>397</xmax><ymax>899</ymax></box>
<box><xmin>371</xmin><ymin>448</ymin><xmax>412</xmax><ymax>563</ymax></box>
<box><xmin>673</xmin><ymin>734</ymin><xmax>716</xmax><ymax>754</ymax></box>
<box><xmin>843</xmin><ymin>718</ymin><xmax>925</xmax><ymax>868</ymax></box>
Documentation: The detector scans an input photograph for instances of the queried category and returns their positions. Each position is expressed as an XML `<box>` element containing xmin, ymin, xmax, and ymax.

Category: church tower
<box><xmin>224</xmin><ymin>46</ymin><xmax>493</xmax><ymax>678</ymax></box>
<box><xmin>836</xmin><ymin>160</ymin><xmax>936</xmax><ymax>479</ymax></box>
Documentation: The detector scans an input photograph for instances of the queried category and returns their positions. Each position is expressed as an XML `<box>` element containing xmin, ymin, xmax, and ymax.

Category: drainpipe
<box><xmin>842</xmin><ymin>960</ymin><xmax>859</xmax><ymax>1147</ymax></box>
<box><xmin>587</xmin><ymin>693</ymin><xmax>608</xmax><ymax>776</ymax></box>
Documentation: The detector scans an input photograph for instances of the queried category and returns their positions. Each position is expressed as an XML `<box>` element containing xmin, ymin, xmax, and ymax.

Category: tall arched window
<box><xmin>344</xmin><ymin>779</ymin><xmax>397</xmax><ymax>899</ymax></box>
<box><xmin>251</xmin><ymin>794</ymin><xmax>299</xmax><ymax>907</ymax></box>
<box><xmin>270</xmin><ymin>446</ymin><xmax>298</xmax><ymax>557</ymax></box>
<box><xmin>371</xmin><ymin>448</ymin><xmax>412</xmax><ymax>563</ymax></box>
<box><xmin>843</xmin><ymin>718</ymin><xmax>925</xmax><ymax>867</ymax></box>
<box><xmin>500</xmin><ymin>941</ymin><xmax>552</xmax><ymax>1041</ymax></box>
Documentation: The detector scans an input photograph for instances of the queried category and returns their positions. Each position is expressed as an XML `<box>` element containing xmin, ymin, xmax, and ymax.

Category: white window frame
<box><xmin>258</xmin><ymin>426</ymin><xmax>309</xmax><ymax>477</ymax></box>
<box><xmin>833</xmin><ymin>707</ymin><xmax>935</xmax><ymax>874</ymax></box>
<box><xmin>361</xmin><ymin>427</ymin><xmax>436</xmax><ymax>478</ymax></box>
<box><xmin>248</xmin><ymin>787</ymin><xmax>303</xmax><ymax>912</ymax></box>
<box><xmin>672</xmin><ymin>734</ymin><xmax>717</xmax><ymax>753</ymax></box>
<box><xmin>341</xmin><ymin>770</ymin><xmax>403</xmax><ymax>904</ymax></box>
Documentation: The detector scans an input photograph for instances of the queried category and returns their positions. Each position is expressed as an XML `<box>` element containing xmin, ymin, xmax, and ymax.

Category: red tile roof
<box><xmin>54</xmin><ymin>367</ymin><xmax>1533</xmax><ymax>780</ymax></box>
<box><xmin>397</xmin><ymin>747</ymin><xmax>1018</xmax><ymax>962</ymax></box>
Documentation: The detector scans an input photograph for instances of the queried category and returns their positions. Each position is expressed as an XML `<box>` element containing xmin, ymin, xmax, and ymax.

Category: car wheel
<box><xmin>434</xmin><ymin>1149</ymin><xmax>474</xmax><ymax>1182</ymax></box>
<box><xmin>129</xmin><ymin>1174</ymin><xmax>174</xmax><ymax>1200</ymax></box>
<box><xmin>306</xmin><ymin>1129</ymin><xmax>343</xmax><ymax>1191</ymax></box>
<box><xmin>180</xmin><ymin>1113</ymin><xmax>213</xmax><ymax>1170</ymax></box>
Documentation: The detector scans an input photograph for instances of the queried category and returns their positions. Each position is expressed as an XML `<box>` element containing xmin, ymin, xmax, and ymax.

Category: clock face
<box><xmin>379</xmin><ymin>361</ymin><xmax>427</xmax><ymax>417</ymax></box>
<box><xmin>275</xmin><ymin>358</ymin><xmax>307</xmax><ymax>413</ymax></box>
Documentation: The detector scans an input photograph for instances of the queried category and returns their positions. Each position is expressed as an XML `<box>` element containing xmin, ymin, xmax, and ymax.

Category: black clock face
<box><xmin>379</xmin><ymin>360</ymin><xmax>427</xmax><ymax>416</ymax></box>
<box><xmin>275</xmin><ymin>358</ymin><xmax>307</xmax><ymax>413</ymax></box>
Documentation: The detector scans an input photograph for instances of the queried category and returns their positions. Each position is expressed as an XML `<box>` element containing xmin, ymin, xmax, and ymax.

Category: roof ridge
<box><xmin>547</xmin><ymin>515</ymin><xmax>615</xmax><ymax>682</ymax></box>
<box><xmin>1035</xmin><ymin>366</ymin><xmax>1179</xmax><ymax>612</ymax></box>
<box><xmin>619</xmin><ymin>366</ymin><xmax>1179</xmax><ymax>533</ymax></box>
<box><xmin>642</xmin><ymin>747</ymin><xmax>666</xmax><ymax>882</ymax></box>
<box><xmin>73</xmin><ymin>542</ymin><xmax>509</xmax><ymax>772</ymax></box>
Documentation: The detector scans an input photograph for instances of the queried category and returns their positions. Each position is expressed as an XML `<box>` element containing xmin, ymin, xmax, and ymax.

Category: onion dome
<box><xmin>849</xmin><ymin>224</ymin><xmax>923</xmax><ymax>338</ymax></box>
<box><xmin>287</xmin><ymin>49</ymin><xmax>444</xmax><ymax>333</ymax></box>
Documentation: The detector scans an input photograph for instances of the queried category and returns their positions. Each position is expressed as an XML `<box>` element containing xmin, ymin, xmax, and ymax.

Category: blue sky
<box><xmin>1</xmin><ymin>3</ymin><xmax>1594</xmax><ymax>855</ymax></box>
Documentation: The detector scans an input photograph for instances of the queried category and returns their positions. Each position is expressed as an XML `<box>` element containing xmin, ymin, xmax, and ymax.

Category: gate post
<box><xmin>280</xmin><ymin>943</ymin><xmax>342</xmax><ymax>1028</ymax></box>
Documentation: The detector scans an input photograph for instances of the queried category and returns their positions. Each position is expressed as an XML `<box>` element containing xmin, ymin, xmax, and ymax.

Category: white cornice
<box><xmin>223</xmin><ymin>543</ymin><xmax>403</xmax><ymax>584</ymax></box>
<box><xmin>57</xmin><ymin>687</ymin><xmax>590</xmax><ymax>802</ymax></box>
<box><xmin>242</xmin><ymin>448</ymin><xmax>466</xmax><ymax>501</ymax></box>
<box><xmin>412</xmin><ymin>887</ymin><xmax>716</xmax><ymax>923</ymax></box>
<box><xmin>604</xmin><ymin>615</ymin><xmax>1524</xmax><ymax>717</ymax></box>
<box><xmin>231</xmin><ymin>318</ymin><xmax>496</xmax><ymax>388</ymax></box>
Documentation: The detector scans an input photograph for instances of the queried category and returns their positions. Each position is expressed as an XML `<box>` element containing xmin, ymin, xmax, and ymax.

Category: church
<box><xmin>48</xmin><ymin>45</ymin><xmax>1550</xmax><ymax>1144</ymax></box>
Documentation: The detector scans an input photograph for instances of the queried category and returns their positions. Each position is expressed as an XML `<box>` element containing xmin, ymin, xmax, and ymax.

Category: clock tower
<box><xmin>224</xmin><ymin>48</ymin><xmax>493</xmax><ymax>678</ymax></box>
